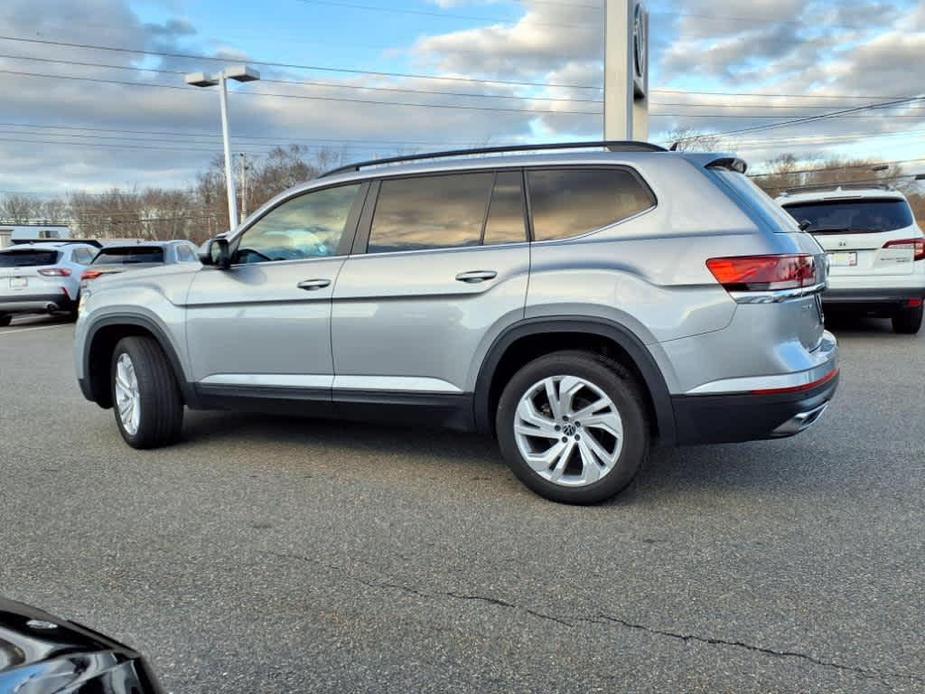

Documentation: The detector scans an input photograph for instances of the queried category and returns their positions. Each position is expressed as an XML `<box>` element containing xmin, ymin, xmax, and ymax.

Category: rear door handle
<box><xmin>455</xmin><ymin>270</ymin><xmax>497</xmax><ymax>283</ymax></box>
<box><xmin>297</xmin><ymin>279</ymin><xmax>331</xmax><ymax>291</ymax></box>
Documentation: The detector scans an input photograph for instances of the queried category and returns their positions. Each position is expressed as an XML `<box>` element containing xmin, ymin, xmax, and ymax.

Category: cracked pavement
<box><xmin>1</xmin><ymin>314</ymin><xmax>923</xmax><ymax>692</ymax></box>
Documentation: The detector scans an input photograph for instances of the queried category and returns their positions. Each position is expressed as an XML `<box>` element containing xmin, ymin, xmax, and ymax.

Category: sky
<box><xmin>1</xmin><ymin>0</ymin><xmax>924</xmax><ymax>196</ymax></box>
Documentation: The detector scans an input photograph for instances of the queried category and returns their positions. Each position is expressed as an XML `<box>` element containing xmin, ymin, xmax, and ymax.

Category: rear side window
<box><xmin>0</xmin><ymin>250</ymin><xmax>59</xmax><ymax>267</ymax></box>
<box><xmin>368</xmin><ymin>173</ymin><xmax>493</xmax><ymax>253</ymax></box>
<box><xmin>71</xmin><ymin>248</ymin><xmax>94</xmax><ymax>264</ymax></box>
<box><xmin>483</xmin><ymin>171</ymin><xmax>527</xmax><ymax>246</ymax></box>
<box><xmin>713</xmin><ymin>169</ymin><xmax>800</xmax><ymax>232</ymax></box>
<box><xmin>527</xmin><ymin>168</ymin><xmax>655</xmax><ymax>241</ymax></box>
<box><xmin>176</xmin><ymin>245</ymin><xmax>198</xmax><ymax>262</ymax></box>
<box><xmin>93</xmin><ymin>247</ymin><xmax>165</xmax><ymax>265</ymax></box>
<box><xmin>782</xmin><ymin>199</ymin><xmax>915</xmax><ymax>233</ymax></box>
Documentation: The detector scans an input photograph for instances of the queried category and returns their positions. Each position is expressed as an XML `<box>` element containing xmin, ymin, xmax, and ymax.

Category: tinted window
<box><xmin>714</xmin><ymin>170</ymin><xmax>800</xmax><ymax>231</ymax></box>
<box><xmin>483</xmin><ymin>172</ymin><xmax>526</xmax><ymax>245</ymax></box>
<box><xmin>782</xmin><ymin>199</ymin><xmax>915</xmax><ymax>233</ymax></box>
<box><xmin>527</xmin><ymin>168</ymin><xmax>655</xmax><ymax>241</ymax></box>
<box><xmin>369</xmin><ymin>173</ymin><xmax>493</xmax><ymax>253</ymax></box>
<box><xmin>93</xmin><ymin>247</ymin><xmax>165</xmax><ymax>265</ymax></box>
<box><xmin>235</xmin><ymin>184</ymin><xmax>361</xmax><ymax>264</ymax></box>
<box><xmin>0</xmin><ymin>250</ymin><xmax>58</xmax><ymax>267</ymax></box>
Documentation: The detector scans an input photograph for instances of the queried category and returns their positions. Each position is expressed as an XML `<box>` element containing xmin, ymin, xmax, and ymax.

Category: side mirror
<box><xmin>200</xmin><ymin>236</ymin><xmax>231</xmax><ymax>269</ymax></box>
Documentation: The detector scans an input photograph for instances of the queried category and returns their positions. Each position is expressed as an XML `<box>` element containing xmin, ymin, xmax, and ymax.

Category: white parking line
<box><xmin>0</xmin><ymin>324</ymin><xmax>72</xmax><ymax>336</ymax></box>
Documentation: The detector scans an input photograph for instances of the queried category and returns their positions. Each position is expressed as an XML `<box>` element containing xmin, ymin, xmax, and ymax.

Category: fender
<box><xmin>80</xmin><ymin>312</ymin><xmax>200</xmax><ymax>409</ymax></box>
<box><xmin>473</xmin><ymin>316</ymin><xmax>677</xmax><ymax>445</ymax></box>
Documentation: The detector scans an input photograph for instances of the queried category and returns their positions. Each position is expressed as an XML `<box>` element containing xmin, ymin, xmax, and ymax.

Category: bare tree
<box><xmin>663</xmin><ymin>128</ymin><xmax>721</xmax><ymax>152</ymax></box>
<box><xmin>0</xmin><ymin>194</ymin><xmax>41</xmax><ymax>223</ymax></box>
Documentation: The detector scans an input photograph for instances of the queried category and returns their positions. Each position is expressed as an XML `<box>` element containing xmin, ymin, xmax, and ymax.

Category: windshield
<box><xmin>92</xmin><ymin>247</ymin><xmax>165</xmax><ymax>265</ymax></box>
<box><xmin>782</xmin><ymin>199</ymin><xmax>914</xmax><ymax>233</ymax></box>
<box><xmin>0</xmin><ymin>250</ymin><xmax>59</xmax><ymax>267</ymax></box>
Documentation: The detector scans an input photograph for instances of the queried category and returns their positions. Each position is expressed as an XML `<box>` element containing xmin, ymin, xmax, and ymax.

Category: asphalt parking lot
<box><xmin>0</xmin><ymin>314</ymin><xmax>922</xmax><ymax>693</ymax></box>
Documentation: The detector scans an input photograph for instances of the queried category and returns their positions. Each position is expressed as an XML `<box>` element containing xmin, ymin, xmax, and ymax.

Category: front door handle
<box><xmin>455</xmin><ymin>270</ymin><xmax>497</xmax><ymax>283</ymax></box>
<box><xmin>297</xmin><ymin>278</ymin><xmax>331</xmax><ymax>291</ymax></box>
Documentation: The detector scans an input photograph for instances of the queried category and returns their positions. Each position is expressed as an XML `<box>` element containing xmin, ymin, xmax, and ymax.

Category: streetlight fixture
<box><xmin>185</xmin><ymin>65</ymin><xmax>260</xmax><ymax>230</ymax></box>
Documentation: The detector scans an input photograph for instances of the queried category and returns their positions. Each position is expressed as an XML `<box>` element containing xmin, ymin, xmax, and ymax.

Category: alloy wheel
<box><xmin>513</xmin><ymin>375</ymin><xmax>624</xmax><ymax>487</ymax></box>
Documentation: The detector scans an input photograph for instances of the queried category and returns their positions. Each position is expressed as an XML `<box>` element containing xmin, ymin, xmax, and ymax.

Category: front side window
<box><xmin>368</xmin><ymin>173</ymin><xmax>493</xmax><ymax>253</ymax></box>
<box><xmin>527</xmin><ymin>168</ymin><xmax>655</xmax><ymax>241</ymax></box>
<box><xmin>234</xmin><ymin>184</ymin><xmax>361</xmax><ymax>264</ymax></box>
<box><xmin>782</xmin><ymin>199</ymin><xmax>915</xmax><ymax>233</ymax></box>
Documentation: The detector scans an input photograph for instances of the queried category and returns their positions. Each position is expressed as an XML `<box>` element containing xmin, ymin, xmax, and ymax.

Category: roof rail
<box><xmin>320</xmin><ymin>140</ymin><xmax>667</xmax><ymax>178</ymax></box>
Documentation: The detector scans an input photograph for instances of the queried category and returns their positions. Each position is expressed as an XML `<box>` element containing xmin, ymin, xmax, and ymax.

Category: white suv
<box><xmin>777</xmin><ymin>186</ymin><xmax>925</xmax><ymax>334</ymax></box>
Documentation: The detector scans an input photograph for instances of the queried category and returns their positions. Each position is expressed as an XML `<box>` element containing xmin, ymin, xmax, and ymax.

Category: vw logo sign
<box><xmin>633</xmin><ymin>1</ymin><xmax>648</xmax><ymax>97</ymax></box>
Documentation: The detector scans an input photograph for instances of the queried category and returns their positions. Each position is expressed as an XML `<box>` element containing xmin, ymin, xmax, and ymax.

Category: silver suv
<box><xmin>75</xmin><ymin>142</ymin><xmax>839</xmax><ymax>504</ymax></box>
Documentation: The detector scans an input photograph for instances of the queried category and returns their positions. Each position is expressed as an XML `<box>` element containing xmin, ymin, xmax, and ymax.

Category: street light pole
<box><xmin>218</xmin><ymin>73</ymin><xmax>238</xmax><ymax>229</ymax></box>
<box><xmin>185</xmin><ymin>65</ymin><xmax>260</xmax><ymax>231</ymax></box>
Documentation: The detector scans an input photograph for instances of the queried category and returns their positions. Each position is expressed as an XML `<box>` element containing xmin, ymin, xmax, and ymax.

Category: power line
<box><xmin>0</xmin><ymin>51</ymin><xmax>603</xmax><ymax>104</ymax></box>
<box><xmin>296</xmin><ymin>0</ymin><xmax>600</xmax><ymax>28</ymax></box>
<box><xmin>0</xmin><ymin>121</ymin><xmax>485</xmax><ymax>148</ymax></box>
<box><xmin>0</xmin><ymin>34</ymin><xmax>603</xmax><ymax>90</ymax></box>
<box><xmin>0</xmin><ymin>68</ymin><xmax>601</xmax><ymax>115</ymax></box>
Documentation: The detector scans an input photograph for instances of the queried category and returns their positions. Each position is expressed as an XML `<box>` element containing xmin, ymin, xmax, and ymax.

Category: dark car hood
<box><xmin>0</xmin><ymin>597</ymin><xmax>162</xmax><ymax>693</ymax></box>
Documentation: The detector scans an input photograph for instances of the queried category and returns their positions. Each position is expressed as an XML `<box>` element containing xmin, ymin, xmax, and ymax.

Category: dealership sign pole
<box><xmin>604</xmin><ymin>0</ymin><xmax>649</xmax><ymax>141</ymax></box>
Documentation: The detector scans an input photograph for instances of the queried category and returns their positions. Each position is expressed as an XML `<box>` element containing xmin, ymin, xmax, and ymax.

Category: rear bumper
<box><xmin>823</xmin><ymin>287</ymin><xmax>924</xmax><ymax>307</ymax></box>
<box><xmin>672</xmin><ymin>371</ymin><xmax>839</xmax><ymax>445</ymax></box>
<box><xmin>0</xmin><ymin>292</ymin><xmax>75</xmax><ymax>314</ymax></box>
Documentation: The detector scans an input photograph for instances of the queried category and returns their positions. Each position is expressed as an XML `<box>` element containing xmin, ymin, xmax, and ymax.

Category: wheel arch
<box><xmin>474</xmin><ymin>317</ymin><xmax>677</xmax><ymax>445</ymax></box>
<box><xmin>82</xmin><ymin>314</ymin><xmax>196</xmax><ymax>409</ymax></box>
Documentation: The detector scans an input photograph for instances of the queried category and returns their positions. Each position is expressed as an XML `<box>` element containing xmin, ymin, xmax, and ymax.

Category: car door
<box><xmin>331</xmin><ymin>170</ymin><xmax>530</xmax><ymax>398</ymax></box>
<box><xmin>184</xmin><ymin>182</ymin><xmax>367</xmax><ymax>394</ymax></box>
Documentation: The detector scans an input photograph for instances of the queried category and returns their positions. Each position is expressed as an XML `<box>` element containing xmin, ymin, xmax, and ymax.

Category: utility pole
<box><xmin>238</xmin><ymin>153</ymin><xmax>250</xmax><ymax>221</ymax></box>
<box><xmin>604</xmin><ymin>0</ymin><xmax>649</xmax><ymax>141</ymax></box>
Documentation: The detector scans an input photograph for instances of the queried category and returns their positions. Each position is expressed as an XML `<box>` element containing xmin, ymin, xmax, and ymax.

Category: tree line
<box><xmin>1</xmin><ymin>142</ymin><xmax>923</xmax><ymax>243</ymax></box>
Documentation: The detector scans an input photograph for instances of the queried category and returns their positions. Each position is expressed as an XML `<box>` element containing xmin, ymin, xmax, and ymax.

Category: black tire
<box><xmin>495</xmin><ymin>350</ymin><xmax>650</xmax><ymax>505</ymax></box>
<box><xmin>110</xmin><ymin>336</ymin><xmax>184</xmax><ymax>449</ymax></box>
<box><xmin>0</xmin><ymin>314</ymin><xmax>11</xmax><ymax>327</ymax></box>
<box><xmin>892</xmin><ymin>304</ymin><xmax>923</xmax><ymax>334</ymax></box>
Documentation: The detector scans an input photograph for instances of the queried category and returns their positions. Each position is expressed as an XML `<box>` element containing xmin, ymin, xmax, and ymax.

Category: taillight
<box><xmin>883</xmin><ymin>238</ymin><xmax>925</xmax><ymax>261</ymax></box>
<box><xmin>81</xmin><ymin>270</ymin><xmax>104</xmax><ymax>281</ymax></box>
<box><xmin>706</xmin><ymin>254</ymin><xmax>817</xmax><ymax>292</ymax></box>
<box><xmin>38</xmin><ymin>268</ymin><xmax>71</xmax><ymax>277</ymax></box>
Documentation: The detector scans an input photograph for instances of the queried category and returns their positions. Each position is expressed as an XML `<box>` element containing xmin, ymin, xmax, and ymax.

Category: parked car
<box><xmin>777</xmin><ymin>185</ymin><xmax>925</xmax><ymax>334</ymax></box>
<box><xmin>81</xmin><ymin>240</ymin><xmax>201</xmax><ymax>284</ymax></box>
<box><xmin>0</xmin><ymin>596</ymin><xmax>162</xmax><ymax>693</ymax></box>
<box><xmin>0</xmin><ymin>242</ymin><xmax>98</xmax><ymax>325</ymax></box>
<box><xmin>75</xmin><ymin>142</ymin><xmax>839</xmax><ymax>504</ymax></box>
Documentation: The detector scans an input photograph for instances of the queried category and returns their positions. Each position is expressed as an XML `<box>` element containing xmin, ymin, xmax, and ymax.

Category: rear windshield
<box><xmin>92</xmin><ymin>247</ymin><xmax>165</xmax><ymax>265</ymax></box>
<box><xmin>781</xmin><ymin>199</ymin><xmax>915</xmax><ymax>233</ymax></box>
<box><xmin>0</xmin><ymin>250</ymin><xmax>59</xmax><ymax>267</ymax></box>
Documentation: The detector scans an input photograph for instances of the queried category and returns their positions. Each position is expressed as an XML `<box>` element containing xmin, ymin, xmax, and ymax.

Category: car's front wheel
<box><xmin>892</xmin><ymin>303</ymin><xmax>923</xmax><ymax>334</ymax></box>
<box><xmin>111</xmin><ymin>336</ymin><xmax>184</xmax><ymax>449</ymax></box>
<box><xmin>496</xmin><ymin>350</ymin><xmax>650</xmax><ymax>505</ymax></box>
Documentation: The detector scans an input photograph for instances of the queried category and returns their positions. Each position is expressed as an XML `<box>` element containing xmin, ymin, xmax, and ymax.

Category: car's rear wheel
<box><xmin>0</xmin><ymin>314</ymin><xmax>11</xmax><ymax>327</ymax></box>
<box><xmin>111</xmin><ymin>336</ymin><xmax>184</xmax><ymax>449</ymax></box>
<box><xmin>892</xmin><ymin>303</ymin><xmax>923</xmax><ymax>334</ymax></box>
<box><xmin>495</xmin><ymin>350</ymin><xmax>649</xmax><ymax>505</ymax></box>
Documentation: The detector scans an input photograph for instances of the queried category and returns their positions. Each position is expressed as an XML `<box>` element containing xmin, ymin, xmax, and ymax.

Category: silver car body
<box><xmin>76</xmin><ymin>149</ymin><xmax>838</xmax><ymax>445</ymax></box>
<box><xmin>0</xmin><ymin>242</ymin><xmax>97</xmax><ymax>317</ymax></box>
